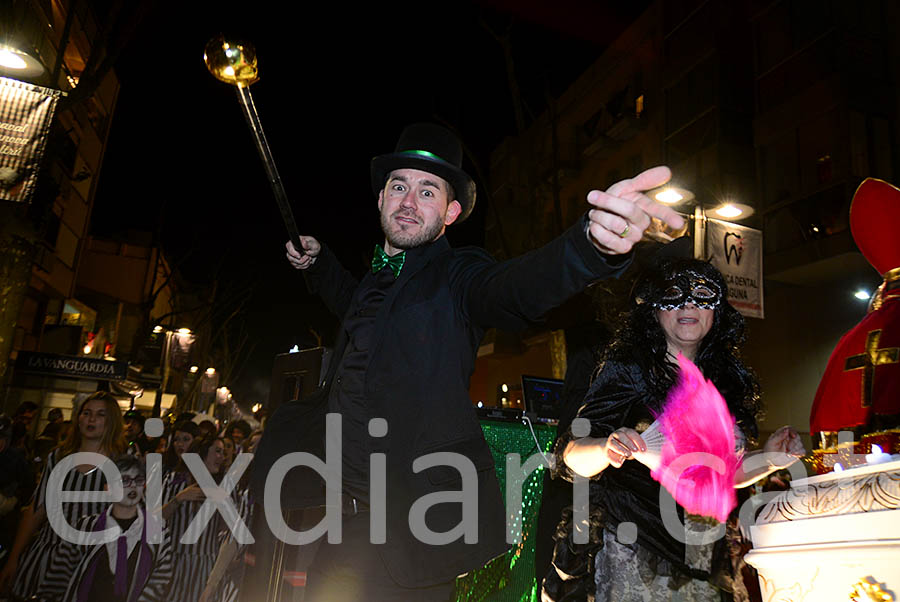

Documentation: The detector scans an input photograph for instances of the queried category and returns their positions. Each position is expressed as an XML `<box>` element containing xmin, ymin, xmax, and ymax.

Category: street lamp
<box><xmin>653</xmin><ymin>186</ymin><xmax>695</xmax><ymax>206</ymax></box>
<box><xmin>0</xmin><ymin>45</ymin><xmax>46</xmax><ymax>81</ymax></box>
<box><xmin>713</xmin><ymin>202</ymin><xmax>755</xmax><ymax>220</ymax></box>
<box><xmin>651</xmin><ymin>184</ymin><xmax>755</xmax><ymax>220</ymax></box>
<box><xmin>0</xmin><ymin>49</ymin><xmax>27</xmax><ymax>69</ymax></box>
<box><xmin>649</xmin><ymin>183</ymin><xmax>758</xmax><ymax>261</ymax></box>
<box><xmin>151</xmin><ymin>327</ymin><xmax>196</xmax><ymax>417</ymax></box>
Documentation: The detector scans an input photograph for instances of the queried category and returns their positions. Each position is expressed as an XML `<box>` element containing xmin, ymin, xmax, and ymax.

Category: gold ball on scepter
<box><xmin>203</xmin><ymin>35</ymin><xmax>258</xmax><ymax>87</ymax></box>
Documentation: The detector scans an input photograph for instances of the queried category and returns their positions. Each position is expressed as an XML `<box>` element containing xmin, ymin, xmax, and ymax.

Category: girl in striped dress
<box><xmin>161</xmin><ymin>436</ymin><xmax>227</xmax><ymax>602</ymax></box>
<box><xmin>0</xmin><ymin>391</ymin><xmax>127</xmax><ymax>598</ymax></box>
<box><xmin>199</xmin><ymin>444</ymin><xmax>257</xmax><ymax>602</ymax></box>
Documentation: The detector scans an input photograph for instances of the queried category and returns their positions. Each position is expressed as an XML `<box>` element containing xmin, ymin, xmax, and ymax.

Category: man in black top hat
<box><xmin>255</xmin><ymin>123</ymin><xmax>683</xmax><ymax>600</ymax></box>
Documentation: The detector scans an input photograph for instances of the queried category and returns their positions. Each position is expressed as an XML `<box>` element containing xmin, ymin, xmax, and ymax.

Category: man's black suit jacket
<box><xmin>252</xmin><ymin>216</ymin><xmax>631</xmax><ymax>587</ymax></box>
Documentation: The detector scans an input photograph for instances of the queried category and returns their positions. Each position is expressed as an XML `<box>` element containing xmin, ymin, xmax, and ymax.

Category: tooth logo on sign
<box><xmin>724</xmin><ymin>232</ymin><xmax>743</xmax><ymax>266</ymax></box>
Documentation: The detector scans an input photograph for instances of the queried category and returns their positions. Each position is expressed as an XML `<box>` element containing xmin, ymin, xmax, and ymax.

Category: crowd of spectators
<box><xmin>0</xmin><ymin>396</ymin><xmax>262</xmax><ymax>602</ymax></box>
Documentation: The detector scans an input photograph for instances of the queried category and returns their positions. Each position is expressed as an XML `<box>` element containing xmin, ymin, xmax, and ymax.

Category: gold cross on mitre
<box><xmin>844</xmin><ymin>329</ymin><xmax>900</xmax><ymax>408</ymax></box>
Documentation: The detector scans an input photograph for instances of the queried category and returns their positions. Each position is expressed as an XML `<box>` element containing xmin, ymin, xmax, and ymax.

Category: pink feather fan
<box><xmin>642</xmin><ymin>353</ymin><xmax>741</xmax><ymax>521</ymax></box>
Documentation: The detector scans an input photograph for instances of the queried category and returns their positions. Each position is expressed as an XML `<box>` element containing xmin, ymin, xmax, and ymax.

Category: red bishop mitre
<box><xmin>810</xmin><ymin>179</ymin><xmax>900</xmax><ymax>433</ymax></box>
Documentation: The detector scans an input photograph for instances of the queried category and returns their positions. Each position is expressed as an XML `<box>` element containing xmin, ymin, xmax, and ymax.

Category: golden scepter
<box><xmin>204</xmin><ymin>40</ymin><xmax>296</xmax><ymax>601</ymax></box>
<box><xmin>203</xmin><ymin>35</ymin><xmax>303</xmax><ymax>254</ymax></box>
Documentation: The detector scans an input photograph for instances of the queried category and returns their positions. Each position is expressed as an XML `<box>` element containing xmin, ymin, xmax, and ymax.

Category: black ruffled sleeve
<box><xmin>550</xmin><ymin>359</ymin><xmax>645</xmax><ymax>482</ymax></box>
<box><xmin>550</xmin><ymin>358</ymin><xmax>689</xmax><ymax>571</ymax></box>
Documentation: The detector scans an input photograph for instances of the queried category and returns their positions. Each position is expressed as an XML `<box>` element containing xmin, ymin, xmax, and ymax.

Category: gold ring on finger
<box><xmin>618</xmin><ymin>224</ymin><xmax>630</xmax><ymax>238</ymax></box>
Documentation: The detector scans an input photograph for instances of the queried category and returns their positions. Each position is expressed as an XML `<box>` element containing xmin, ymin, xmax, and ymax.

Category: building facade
<box><xmin>0</xmin><ymin>0</ymin><xmax>134</xmax><ymax>430</ymax></box>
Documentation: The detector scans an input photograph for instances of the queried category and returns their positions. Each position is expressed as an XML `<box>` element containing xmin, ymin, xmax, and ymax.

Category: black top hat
<box><xmin>370</xmin><ymin>123</ymin><xmax>476</xmax><ymax>223</ymax></box>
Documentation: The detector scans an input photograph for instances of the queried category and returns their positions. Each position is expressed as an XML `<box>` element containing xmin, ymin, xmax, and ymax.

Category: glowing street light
<box><xmin>216</xmin><ymin>386</ymin><xmax>231</xmax><ymax>405</ymax></box>
<box><xmin>653</xmin><ymin>186</ymin><xmax>694</xmax><ymax>205</ymax></box>
<box><xmin>0</xmin><ymin>45</ymin><xmax>45</xmax><ymax>79</ymax></box>
<box><xmin>713</xmin><ymin>202</ymin><xmax>755</xmax><ymax>219</ymax></box>
<box><xmin>0</xmin><ymin>49</ymin><xmax>27</xmax><ymax>69</ymax></box>
<box><xmin>656</xmin><ymin>189</ymin><xmax>683</xmax><ymax>204</ymax></box>
<box><xmin>715</xmin><ymin>204</ymin><xmax>743</xmax><ymax>218</ymax></box>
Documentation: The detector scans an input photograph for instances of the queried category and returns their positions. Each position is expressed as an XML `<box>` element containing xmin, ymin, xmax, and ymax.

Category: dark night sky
<box><xmin>90</xmin><ymin>0</ymin><xmax>650</xmax><ymax>403</ymax></box>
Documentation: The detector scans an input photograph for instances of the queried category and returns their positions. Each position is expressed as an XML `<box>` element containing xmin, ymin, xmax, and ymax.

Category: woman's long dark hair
<box><xmin>175</xmin><ymin>435</ymin><xmax>225</xmax><ymax>483</ymax></box>
<box><xmin>600</xmin><ymin>257</ymin><xmax>762</xmax><ymax>440</ymax></box>
<box><xmin>162</xmin><ymin>420</ymin><xmax>200</xmax><ymax>471</ymax></box>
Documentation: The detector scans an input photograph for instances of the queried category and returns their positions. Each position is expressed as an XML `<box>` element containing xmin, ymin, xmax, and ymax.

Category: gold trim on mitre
<box><xmin>884</xmin><ymin>266</ymin><xmax>900</xmax><ymax>283</ymax></box>
<box><xmin>854</xmin><ymin>177</ymin><xmax>900</xmax><ymax>200</ymax></box>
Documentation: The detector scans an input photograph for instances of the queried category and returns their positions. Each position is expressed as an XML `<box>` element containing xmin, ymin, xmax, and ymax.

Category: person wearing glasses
<box><xmin>38</xmin><ymin>454</ymin><xmax>174</xmax><ymax>602</ymax></box>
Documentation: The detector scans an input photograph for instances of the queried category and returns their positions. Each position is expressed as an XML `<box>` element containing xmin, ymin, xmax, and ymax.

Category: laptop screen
<box><xmin>520</xmin><ymin>375</ymin><xmax>565</xmax><ymax>419</ymax></box>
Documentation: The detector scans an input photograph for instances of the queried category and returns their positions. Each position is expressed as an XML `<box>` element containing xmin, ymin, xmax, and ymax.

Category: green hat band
<box><xmin>399</xmin><ymin>149</ymin><xmax>448</xmax><ymax>163</ymax></box>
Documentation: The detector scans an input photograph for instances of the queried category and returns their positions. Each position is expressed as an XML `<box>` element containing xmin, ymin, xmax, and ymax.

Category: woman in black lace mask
<box><xmin>542</xmin><ymin>257</ymin><xmax>803</xmax><ymax>602</ymax></box>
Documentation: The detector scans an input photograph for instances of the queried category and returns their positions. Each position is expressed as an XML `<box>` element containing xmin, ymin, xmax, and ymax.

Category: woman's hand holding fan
<box><xmin>605</xmin><ymin>427</ymin><xmax>647</xmax><ymax>468</ymax></box>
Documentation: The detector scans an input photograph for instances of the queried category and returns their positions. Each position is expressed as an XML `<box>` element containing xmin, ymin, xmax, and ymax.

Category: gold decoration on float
<box><xmin>849</xmin><ymin>577</ymin><xmax>894</xmax><ymax>601</ymax></box>
<box><xmin>883</xmin><ymin>267</ymin><xmax>900</xmax><ymax>283</ymax></box>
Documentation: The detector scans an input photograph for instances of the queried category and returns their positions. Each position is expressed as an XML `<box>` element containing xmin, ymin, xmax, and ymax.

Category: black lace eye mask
<box><xmin>653</xmin><ymin>269</ymin><xmax>723</xmax><ymax>310</ymax></box>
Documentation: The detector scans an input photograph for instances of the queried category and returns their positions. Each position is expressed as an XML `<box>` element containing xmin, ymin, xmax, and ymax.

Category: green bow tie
<box><xmin>371</xmin><ymin>245</ymin><xmax>406</xmax><ymax>278</ymax></box>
